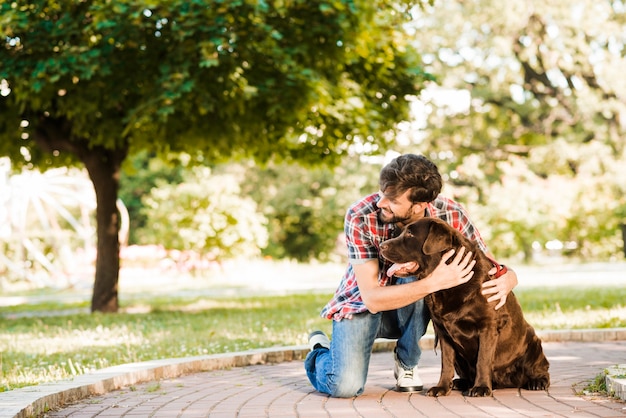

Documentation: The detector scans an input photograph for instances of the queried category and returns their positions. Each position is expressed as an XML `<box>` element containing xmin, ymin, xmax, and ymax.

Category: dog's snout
<box><xmin>380</xmin><ymin>241</ymin><xmax>393</xmax><ymax>255</ymax></box>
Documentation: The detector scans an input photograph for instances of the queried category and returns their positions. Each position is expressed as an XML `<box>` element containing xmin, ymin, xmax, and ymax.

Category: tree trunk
<box><xmin>33</xmin><ymin>116</ymin><xmax>129</xmax><ymax>313</ymax></box>
<box><xmin>82</xmin><ymin>147</ymin><xmax>127</xmax><ymax>313</ymax></box>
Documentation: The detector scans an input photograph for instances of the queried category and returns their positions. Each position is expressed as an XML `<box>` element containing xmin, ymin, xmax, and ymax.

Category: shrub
<box><xmin>140</xmin><ymin>167</ymin><xmax>268</xmax><ymax>261</ymax></box>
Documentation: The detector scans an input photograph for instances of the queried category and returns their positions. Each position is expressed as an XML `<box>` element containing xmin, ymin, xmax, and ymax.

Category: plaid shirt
<box><xmin>320</xmin><ymin>192</ymin><xmax>488</xmax><ymax>321</ymax></box>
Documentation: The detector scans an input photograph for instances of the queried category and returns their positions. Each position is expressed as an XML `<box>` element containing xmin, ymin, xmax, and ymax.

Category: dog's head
<box><xmin>380</xmin><ymin>218</ymin><xmax>459</xmax><ymax>278</ymax></box>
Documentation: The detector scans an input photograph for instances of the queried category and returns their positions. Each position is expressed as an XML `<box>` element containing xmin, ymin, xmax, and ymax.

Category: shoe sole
<box><xmin>395</xmin><ymin>385</ymin><xmax>423</xmax><ymax>392</ymax></box>
<box><xmin>308</xmin><ymin>331</ymin><xmax>330</xmax><ymax>350</ymax></box>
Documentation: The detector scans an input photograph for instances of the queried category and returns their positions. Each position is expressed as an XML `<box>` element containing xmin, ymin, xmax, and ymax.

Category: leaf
<box><xmin>200</xmin><ymin>58</ymin><xmax>219</xmax><ymax>68</ymax></box>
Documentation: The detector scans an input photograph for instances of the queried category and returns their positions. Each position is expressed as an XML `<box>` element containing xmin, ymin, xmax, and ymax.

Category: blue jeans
<box><xmin>304</xmin><ymin>277</ymin><xmax>430</xmax><ymax>398</ymax></box>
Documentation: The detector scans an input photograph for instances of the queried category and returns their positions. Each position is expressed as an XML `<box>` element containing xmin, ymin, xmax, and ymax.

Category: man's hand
<box><xmin>428</xmin><ymin>247</ymin><xmax>475</xmax><ymax>292</ymax></box>
<box><xmin>481</xmin><ymin>268</ymin><xmax>518</xmax><ymax>310</ymax></box>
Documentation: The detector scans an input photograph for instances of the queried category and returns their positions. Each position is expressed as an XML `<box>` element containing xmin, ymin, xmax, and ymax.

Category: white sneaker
<box><xmin>308</xmin><ymin>331</ymin><xmax>330</xmax><ymax>351</ymax></box>
<box><xmin>394</xmin><ymin>350</ymin><xmax>423</xmax><ymax>392</ymax></box>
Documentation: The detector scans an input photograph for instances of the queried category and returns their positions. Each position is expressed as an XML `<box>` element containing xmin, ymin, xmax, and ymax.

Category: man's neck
<box><xmin>396</xmin><ymin>209</ymin><xmax>427</xmax><ymax>229</ymax></box>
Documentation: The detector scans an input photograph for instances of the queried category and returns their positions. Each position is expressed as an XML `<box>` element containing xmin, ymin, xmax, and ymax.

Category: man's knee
<box><xmin>327</xmin><ymin>373</ymin><xmax>365</xmax><ymax>398</ymax></box>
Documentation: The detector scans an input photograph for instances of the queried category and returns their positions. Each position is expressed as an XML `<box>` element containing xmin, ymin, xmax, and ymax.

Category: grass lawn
<box><xmin>1</xmin><ymin>264</ymin><xmax>626</xmax><ymax>392</ymax></box>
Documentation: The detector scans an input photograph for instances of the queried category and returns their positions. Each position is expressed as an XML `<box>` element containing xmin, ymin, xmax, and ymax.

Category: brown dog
<box><xmin>380</xmin><ymin>217</ymin><xmax>550</xmax><ymax>397</ymax></box>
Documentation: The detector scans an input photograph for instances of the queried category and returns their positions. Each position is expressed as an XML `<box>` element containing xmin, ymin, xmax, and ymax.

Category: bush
<box><xmin>236</xmin><ymin>156</ymin><xmax>380</xmax><ymax>262</ymax></box>
<box><xmin>140</xmin><ymin>166</ymin><xmax>268</xmax><ymax>261</ymax></box>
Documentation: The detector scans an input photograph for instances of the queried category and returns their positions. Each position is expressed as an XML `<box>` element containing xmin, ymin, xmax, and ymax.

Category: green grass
<box><xmin>1</xmin><ymin>286</ymin><xmax>625</xmax><ymax>392</ymax></box>
<box><xmin>579</xmin><ymin>370</ymin><xmax>609</xmax><ymax>396</ymax></box>
<box><xmin>514</xmin><ymin>286</ymin><xmax>626</xmax><ymax>329</ymax></box>
<box><xmin>1</xmin><ymin>293</ymin><xmax>333</xmax><ymax>392</ymax></box>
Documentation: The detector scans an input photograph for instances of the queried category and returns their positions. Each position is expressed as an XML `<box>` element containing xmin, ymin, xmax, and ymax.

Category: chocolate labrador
<box><xmin>380</xmin><ymin>217</ymin><xmax>550</xmax><ymax>397</ymax></box>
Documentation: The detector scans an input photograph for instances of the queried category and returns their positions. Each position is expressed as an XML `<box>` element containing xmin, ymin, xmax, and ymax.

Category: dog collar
<box><xmin>487</xmin><ymin>256</ymin><xmax>508</xmax><ymax>278</ymax></box>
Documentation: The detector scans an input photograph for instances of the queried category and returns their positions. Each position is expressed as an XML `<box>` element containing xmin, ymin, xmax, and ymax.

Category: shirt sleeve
<box><xmin>453</xmin><ymin>205</ymin><xmax>489</xmax><ymax>253</ymax></box>
<box><xmin>344</xmin><ymin>208</ymin><xmax>378</xmax><ymax>261</ymax></box>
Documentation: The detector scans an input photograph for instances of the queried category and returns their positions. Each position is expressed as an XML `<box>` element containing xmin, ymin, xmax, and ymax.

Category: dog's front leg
<box><xmin>467</xmin><ymin>328</ymin><xmax>498</xmax><ymax>397</ymax></box>
<box><xmin>427</xmin><ymin>336</ymin><xmax>455</xmax><ymax>397</ymax></box>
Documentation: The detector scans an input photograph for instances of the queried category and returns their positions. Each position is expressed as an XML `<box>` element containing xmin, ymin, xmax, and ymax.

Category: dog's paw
<box><xmin>427</xmin><ymin>386</ymin><xmax>451</xmax><ymax>397</ymax></box>
<box><xmin>465</xmin><ymin>386</ymin><xmax>492</xmax><ymax>397</ymax></box>
<box><xmin>524</xmin><ymin>377</ymin><xmax>550</xmax><ymax>391</ymax></box>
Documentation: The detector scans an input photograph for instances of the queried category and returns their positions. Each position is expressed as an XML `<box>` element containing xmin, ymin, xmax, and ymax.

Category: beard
<box><xmin>377</xmin><ymin>207</ymin><xmax>414</xmax><ymax>225</ymax></box>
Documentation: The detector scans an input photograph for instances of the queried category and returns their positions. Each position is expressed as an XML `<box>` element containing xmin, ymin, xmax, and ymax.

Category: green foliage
<box><xmin>119</xmin><ymin>154</ymin><xmax>381</xmax><ymax>262</ymax></box>
<box><xmin>405</xmin><ymin>0</ymin><xmax>626</xmax><ymax>261</ymax></box>
<box><xmin>233</xmin><ymin>155</ymin><xmax>380</xmax><ymax>261</ymax></box>
<box><xmin>580</xmin><ymin>370</ymin><xmax>608</xmax><ymax>396</ymax></box>
<box><xmin>0</xmin><ymin>0</ymin><xmax>431</xmax><ymax>168</ymax></box>
<box><xmin>119</xmin><ymin>150</ymin><xmax>185</xmax><ymax>245</ymax></box>
<box><xmin>0</xmin><ymin>0</ymin><xmax>432</xmax><ymax>310</ymax></box>
<box><xmin>140</xmin><ymin>166</ymin><xmax>268</xmax><ymax>260</ymax></box>
<box><xmin>441</xmin><ymin>147</ymin><xmax>626</xmax><ymax>261</ymax></box>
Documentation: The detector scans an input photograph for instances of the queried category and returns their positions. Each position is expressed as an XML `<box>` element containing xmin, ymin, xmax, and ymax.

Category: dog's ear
<box><xmin>423</xmin><ymin>221</ymin><xmax>454</xmax><ymax>255</ymax></box>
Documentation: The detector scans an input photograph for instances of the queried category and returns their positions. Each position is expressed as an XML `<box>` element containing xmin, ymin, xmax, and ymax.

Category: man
<box><xmin>304</xmin><ymin>154</ymin><xmax>518</xmax><ymax>398</ymax></box>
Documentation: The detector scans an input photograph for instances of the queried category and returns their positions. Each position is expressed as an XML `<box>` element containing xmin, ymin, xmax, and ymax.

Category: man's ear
<box><xmin>423</xmin><ymin>221</ymin><xmax>453</xmax><ymax>255</ymax></box>
<box><xmin>412</xmin><ymin>201</ymin><xmax>428</xmax><ymax>215</ymax></box>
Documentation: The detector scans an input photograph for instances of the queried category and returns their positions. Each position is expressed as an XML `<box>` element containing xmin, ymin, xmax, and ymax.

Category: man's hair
<box><xmin>379</xmin><ymin>154</ymin><xmax>443</xmax><ymax>203</ymax></box>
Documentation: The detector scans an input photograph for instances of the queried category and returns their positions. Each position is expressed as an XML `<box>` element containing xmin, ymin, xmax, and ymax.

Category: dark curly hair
<box><xmin>379</xmin><ymin>154</ymin><xmax>442</xmax><ymax>203</ymax></box>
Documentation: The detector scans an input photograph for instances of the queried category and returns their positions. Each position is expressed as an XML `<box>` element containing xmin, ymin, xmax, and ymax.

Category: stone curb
<box><xmin>606</xmin><ymin>364</ymin><xmax>626</xmax><ymax>401</ymax></box>
<box><xmin>2</xmin><ymin>328</ymin><xmax>626</xmax><ymax>418</ymax></box>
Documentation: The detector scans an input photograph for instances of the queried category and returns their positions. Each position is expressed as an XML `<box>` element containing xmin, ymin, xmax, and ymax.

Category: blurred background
<box><xmin>1</xmin><ymin>0</ymin><xmax>625</xmax><ymax>309</ymax></box>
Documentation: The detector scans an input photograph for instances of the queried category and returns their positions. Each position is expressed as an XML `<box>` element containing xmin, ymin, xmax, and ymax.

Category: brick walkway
<box><xmin>38</xmin><ymin>338</ymin><xmax>626</xmax><ymax>418</ymax></box>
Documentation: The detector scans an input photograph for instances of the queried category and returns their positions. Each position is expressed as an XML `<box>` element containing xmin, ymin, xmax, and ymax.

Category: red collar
<box><xmin>486</xmin><ymin>256</ymin><xmax>508</xmax><ymax>278</ymax></box>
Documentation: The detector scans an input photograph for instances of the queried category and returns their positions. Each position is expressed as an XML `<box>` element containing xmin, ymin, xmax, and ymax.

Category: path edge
<box><xmin>2</xmin><ymin>327</ymin><xmax>626</xmax><ymax>418</ymax></box>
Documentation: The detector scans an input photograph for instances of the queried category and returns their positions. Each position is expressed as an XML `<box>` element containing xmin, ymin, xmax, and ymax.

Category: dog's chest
<box><xmin>425</xmin><ymin>283</ymin><xmax>488</xmax><ymax>324</ymax></box>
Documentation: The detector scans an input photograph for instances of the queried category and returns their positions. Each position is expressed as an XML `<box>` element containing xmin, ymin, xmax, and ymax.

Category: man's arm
<box><xmin>355</xmin><ymin>248</ymin><xmax>476</xmax><ymax>313</ymax></box>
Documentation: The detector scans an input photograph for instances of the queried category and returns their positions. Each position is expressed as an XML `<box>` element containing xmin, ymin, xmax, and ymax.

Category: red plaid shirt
<box><xmin>320</xmin><ymin>192</ymin><xmax>488</xmax><ymax>321</ymax></box>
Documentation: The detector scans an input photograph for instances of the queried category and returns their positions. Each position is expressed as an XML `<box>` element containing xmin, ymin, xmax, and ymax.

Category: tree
<box><xmin>405</xmin><ymin>0</ymin><xmax>626</xmax><ymax>260</ymax></box>
<box><xmin>0</xmin><ymin>1</ymin><xmax>432</xmax><ymax>311</ymax></box>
